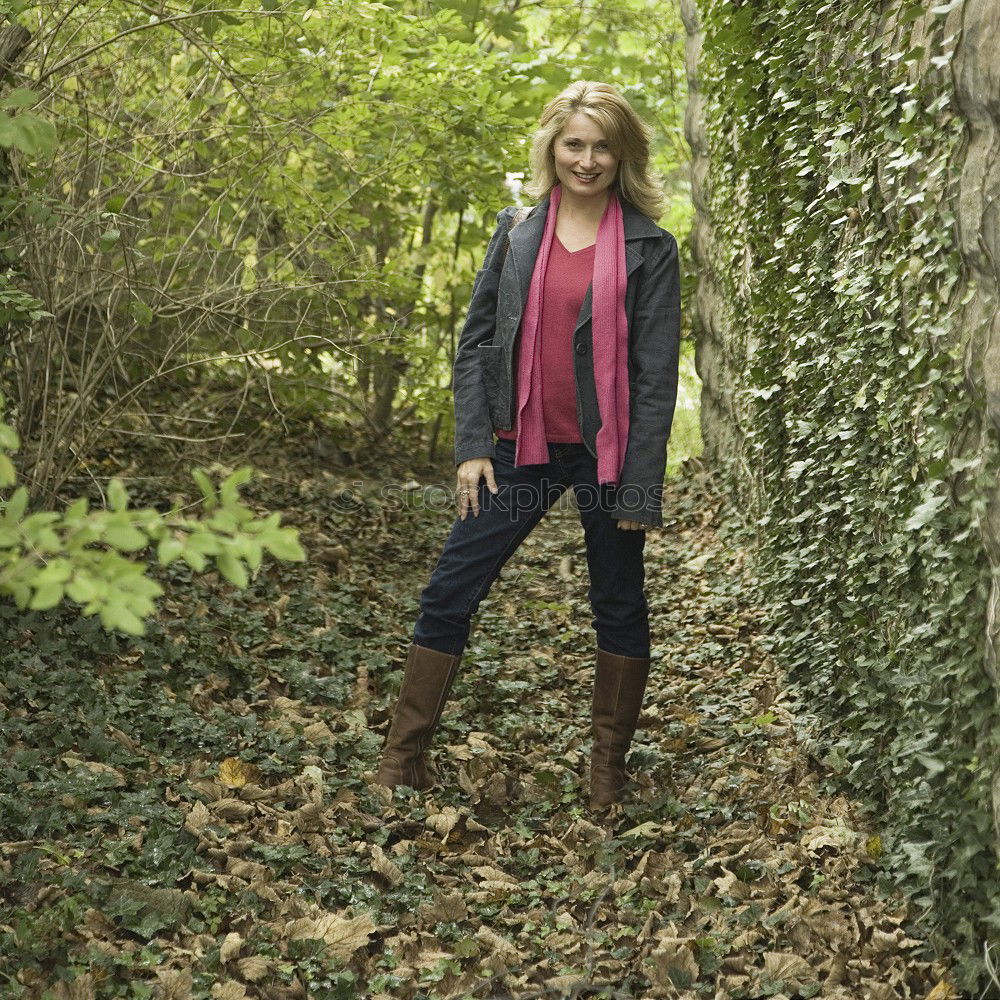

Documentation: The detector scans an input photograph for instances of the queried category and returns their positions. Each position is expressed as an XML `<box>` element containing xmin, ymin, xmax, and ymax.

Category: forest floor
<box><xmin>0</xmin><ymin>438</ymin><xmax>963</xmax><ymax>999</ymax></box>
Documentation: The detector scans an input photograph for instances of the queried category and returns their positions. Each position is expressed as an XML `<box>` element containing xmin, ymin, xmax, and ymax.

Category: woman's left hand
<box><xmin>616</xmin><ymin>519</ymin><xmax>645</xmax><ymax>531</ymax></box>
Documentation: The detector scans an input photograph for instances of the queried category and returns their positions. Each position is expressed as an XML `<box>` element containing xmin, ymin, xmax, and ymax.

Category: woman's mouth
<box><xmin>573</xmin><ymin>171</ymin><xmax>600</xmax><ymax>184</ymax></box>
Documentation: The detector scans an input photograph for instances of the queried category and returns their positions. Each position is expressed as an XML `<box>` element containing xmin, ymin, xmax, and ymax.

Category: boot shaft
<box><xmin>374</xmin><ymin>642</ymin><xmax>462</xmax><ymax>789</ymax></box>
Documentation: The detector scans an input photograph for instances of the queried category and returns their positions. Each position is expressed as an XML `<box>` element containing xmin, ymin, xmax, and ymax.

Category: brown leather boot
<box><xmin>589</xmin><ymin>646</ymin><xmax>651</xmax><ymax>811</ymax></box>
<box><xmin>373</xmin><ymin>642</ymin><xmax>462</xmax><ymax>790</ymax></box>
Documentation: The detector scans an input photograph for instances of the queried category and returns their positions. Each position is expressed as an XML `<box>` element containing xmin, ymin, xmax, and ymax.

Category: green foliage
<box><xmin>699</xmin><ymin>0</ymin><xmax>999</xmax><ymax>991</ymax></box>
<box><xmin>0</xmin><ymin>270</ymin><xmax>50</xmax><ymax>325</ymax></box>
<box><xmin>0</xmin><ymin>394</ymin><xmax>304</xmax><ymax>635</ymax></box>
<box><xmin>0</xmin><ymin>82</ymin><xmax>56</xmax><ymax>331</ymax></box>
<box><xmin>2</xmin><ymin>0</ymin><xmax>691</xmax><ymax>493</ymax></box>
<box><xmin>0</xmin><ymin>86</ymin><xmax>55</xmax><ymax>157</ymax></box>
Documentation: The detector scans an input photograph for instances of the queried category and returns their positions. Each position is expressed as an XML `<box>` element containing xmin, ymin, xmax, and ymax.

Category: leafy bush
<box><xmin>0</xmin><ymin>393</ymin><xmax>304</xmax><ymax>634</ymax></box>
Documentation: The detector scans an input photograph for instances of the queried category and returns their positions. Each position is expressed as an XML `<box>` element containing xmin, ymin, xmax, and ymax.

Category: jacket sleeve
<box><xmin>453</xmin><ymin>207</ymin><xmax>513</xmax><ymax>468</ymax></box>
<box><xmin>611</xmin><ymin>233</ymin><xmax>681</xmax><ymax>528</ymax></box>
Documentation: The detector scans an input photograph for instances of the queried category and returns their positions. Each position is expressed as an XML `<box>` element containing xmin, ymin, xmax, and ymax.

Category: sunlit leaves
<box><xmin>0</xmin><ymin>448</ymin><xmax>305</xmax><ymax>635</ymax></box>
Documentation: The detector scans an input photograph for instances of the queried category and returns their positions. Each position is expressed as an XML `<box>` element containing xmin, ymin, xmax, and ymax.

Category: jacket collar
<box><xmin>506</xmin><ymin>189</ymin><xmax>659</xmax><ymax>333</ymax></box>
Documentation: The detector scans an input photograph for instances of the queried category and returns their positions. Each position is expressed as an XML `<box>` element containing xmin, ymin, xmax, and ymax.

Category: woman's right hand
<box><xmin>456</xmin><ymin>457</ymin><xmax>498</xmax><ymax>519</ymax></box>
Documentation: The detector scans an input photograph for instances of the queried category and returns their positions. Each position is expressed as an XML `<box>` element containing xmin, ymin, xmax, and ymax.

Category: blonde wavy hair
<box><xmin>522</xmin><ymin>80</ymin><xmax>665</xmax><ymax>220</ymax></box>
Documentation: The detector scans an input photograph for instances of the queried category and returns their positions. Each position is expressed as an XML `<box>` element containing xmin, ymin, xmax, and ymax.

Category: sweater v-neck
<box><xmin>555</xmin><ymin>232</ymin><xmax>596</xmax><ymax>255</ymax></box>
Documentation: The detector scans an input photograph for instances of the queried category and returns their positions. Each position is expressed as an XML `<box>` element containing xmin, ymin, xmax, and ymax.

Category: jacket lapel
<box><xmin>505</xmin><ymin>191</ymin><xmax>660</xmax><ymax>336</ymax></box>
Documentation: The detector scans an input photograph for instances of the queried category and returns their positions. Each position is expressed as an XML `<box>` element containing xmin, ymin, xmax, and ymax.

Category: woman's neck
<box><xmin>556</xmin><ymin>185</ymin><xmax>612</xmax><ymax>225</ymax></box>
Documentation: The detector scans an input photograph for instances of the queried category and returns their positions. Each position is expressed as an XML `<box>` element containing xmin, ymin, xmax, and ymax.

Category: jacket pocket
<box><xmin>477</xmin><ymin>343</ymin><xmax>510</xmax><ymax>429</ymax></box>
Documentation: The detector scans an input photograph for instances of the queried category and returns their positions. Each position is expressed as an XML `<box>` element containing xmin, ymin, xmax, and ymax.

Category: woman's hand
<box><xmin>456</xmin><ymin>457</ymin><xmax>498</xmax><ymax>519</ymax></box>
<box><xmin>616</xmin><ymin>519</ymin><xmax>646</xmax><ymax>531</ymax></box>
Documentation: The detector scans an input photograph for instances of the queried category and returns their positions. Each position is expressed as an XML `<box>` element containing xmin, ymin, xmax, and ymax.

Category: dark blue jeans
<box><xmin>412</xmin><ymin>436</ymin><xmax>650</xmax><ymax>659</ymax></box>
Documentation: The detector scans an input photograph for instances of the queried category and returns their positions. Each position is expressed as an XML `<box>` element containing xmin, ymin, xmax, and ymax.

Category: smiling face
<box><xmin>552</xmin><ymin>111</ymin><xmax>619</xmax><ymax>201</ymax></box>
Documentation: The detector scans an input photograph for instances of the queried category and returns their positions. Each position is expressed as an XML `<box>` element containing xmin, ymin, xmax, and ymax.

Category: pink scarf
<box><xmin>513</xmin><ymin>182</ymin><xmax>630</xmax><ymax>484</ymax></box>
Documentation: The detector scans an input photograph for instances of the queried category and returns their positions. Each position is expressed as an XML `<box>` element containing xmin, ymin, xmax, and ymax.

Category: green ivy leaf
<box><xmin>904</xmin><ymin>492</ymin><xmax>947</xmax><ymax>530</ymax></box>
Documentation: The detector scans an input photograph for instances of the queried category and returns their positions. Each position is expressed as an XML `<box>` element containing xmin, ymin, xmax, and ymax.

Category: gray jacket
<box><xmin>452</xmin><ymin>191</ymin><xmax>681</xmax><ymax>528</ymax></box>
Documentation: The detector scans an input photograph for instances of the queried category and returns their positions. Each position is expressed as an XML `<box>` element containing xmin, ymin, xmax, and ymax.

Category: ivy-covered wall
<box><xmin>682</xmin><ymin>0</ymin><xmax>1000</xmax><ymax>991</ymax></box>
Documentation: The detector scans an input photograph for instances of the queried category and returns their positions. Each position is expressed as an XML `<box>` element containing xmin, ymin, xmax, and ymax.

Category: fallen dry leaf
<box><xmin>155</xmin><ymin>967</ymin><xmax>193</xmax><ymax>1000</ymax></box>
<box><xmin>370</xmin><ymin>843</ymin><xmax>404</xmax><ymax>885</ymax></box>
<box><xmin>209</xmin><ymin>982</ymin><xmax>247</xmax><ymax>1000</ymax></box>
<box><xmin>209</xmin><ymin>798</ymin><xmax>255</xmax><ymax>821</ymax></box>
<box><xmin>285</xmin><ymin>909</ymin><xmax>376</xmax><ymax>962</ymax></box>
<box><xmin>236</xmin><ymin>955</ymin><xmax>271</xmax><ymax>982</ymax></box>
<box><xmin>184</xmin><ymin>800</ymin><xmax>211</xmax><ymax>835</ymax></box>
<box><xmin>218</xmin><ymin>757</ymin><xmax>262</xmax><ymax>788</ymax></box>
<box><xmin>648</xmin><ymin>935</ymin><xmax>700</xmax><ymax>989</ymax></box>
<box><xmin>425</xmin><ymin>805</ymin><xmax>460</xmax><ymax>842</ymax></box>
<box><xmin>218</xmin><ymin>931</ymin><xmax>242</xmax><ymax>963</ymax></box>
<box><xmin>762</xmin><ymin>950</ymin><xmax>813</xmax><ymax>987</ymax></box>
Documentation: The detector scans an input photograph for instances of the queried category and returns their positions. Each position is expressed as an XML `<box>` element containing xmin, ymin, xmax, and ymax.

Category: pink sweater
<box><xmin>496</xmin><ymin>233</ymin><xmax>594</xmax><ymax>445</ymax></box>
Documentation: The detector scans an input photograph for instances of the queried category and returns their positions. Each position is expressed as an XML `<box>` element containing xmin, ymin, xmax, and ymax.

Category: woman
<box><xmin>373</xmin><ymin>80</ymin><xmax>681</xmax><ymax>812</ymax></box>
